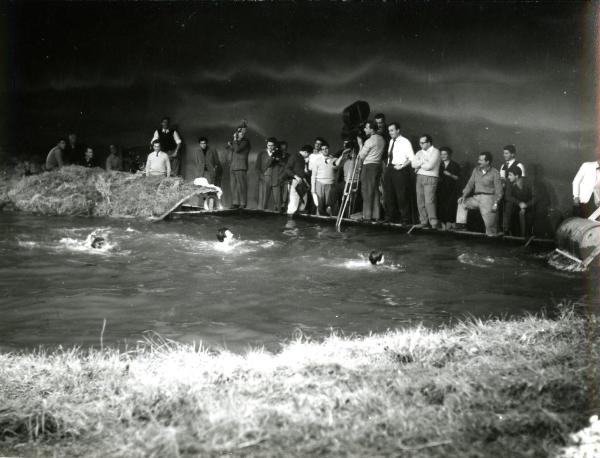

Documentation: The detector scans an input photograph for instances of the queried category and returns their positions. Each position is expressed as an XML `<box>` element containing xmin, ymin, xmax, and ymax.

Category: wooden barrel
<box><xmin>555</xmin><ymin>217</ymin><xmax>600</xmax><ymax>260</ymax></box>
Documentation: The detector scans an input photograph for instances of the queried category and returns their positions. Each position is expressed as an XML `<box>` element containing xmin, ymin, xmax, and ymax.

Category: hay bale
<box><xmin>2</xmin><ymin>166</ymin><xmax>214</xmax><ymax>218</ymax></box>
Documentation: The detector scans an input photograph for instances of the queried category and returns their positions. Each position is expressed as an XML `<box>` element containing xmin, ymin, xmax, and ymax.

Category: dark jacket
<box><xmin>228</xmin><ymin>138</ymin><xmax>251</xmax><ymax>171</ymax></box>
<box><xmin>505</xmin><ymin>177</ymin><xmax>535</xmax><ymax>207</ymax></box>
<box><xmin>194</xmin><ymin>147</ymin><xmax>221</xmax><ymax>184</ymax></box>
<box><xmin>284</xmin><ymin>152</ymin><xmax>308</xmax><ymax>180</ymax></box>
<box><xmin>255</xmin><ymin>150</ymin><xmax>276</xmax><ymax>178</ymax></box>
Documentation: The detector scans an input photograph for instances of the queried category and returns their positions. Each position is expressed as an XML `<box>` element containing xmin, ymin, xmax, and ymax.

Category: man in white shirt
<box><xmin>412</xmin><ymin>134</ymin><xmax>441</xmax><ymax>228</ymax></box>
<box><xmin>150</xmin><ymin>117</ymin><xmax>182</xmax><ymax>176</ymax></box>
<box><xmin>306</xmin><ymin>137</ymin><xmax>324</xmax><ymax>214</ymax></box>
<box><xmin>145</xmin><ymin>140</ymin><xmax>171</xmax><ymax>177</ymax></box>
<box><xmin>572</xmin><ymin>158</ymin><xmax>600</xmax><ymax>218</ymax></box>
<box><xmin>499</xmin><ymin>144</ymin><xmax>526</xmax><ymax>181</ymax></box>
<box><xmin>383</xmin><ymin>122</ymin><xmax>415</xmax><ymax>224</ymax></box>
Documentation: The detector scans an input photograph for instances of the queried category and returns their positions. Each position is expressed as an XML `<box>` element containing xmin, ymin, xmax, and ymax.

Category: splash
<box><xmin>457</xmin><ymin>252</ymin><xmax>496</xmax><ymax>268</ymax></box>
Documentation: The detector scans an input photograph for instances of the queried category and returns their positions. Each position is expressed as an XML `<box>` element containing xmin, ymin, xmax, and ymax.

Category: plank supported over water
<box><xmin>150</xmin><ymin>190</ymin><xmax>213</xmax><ymax>222</ymax></box>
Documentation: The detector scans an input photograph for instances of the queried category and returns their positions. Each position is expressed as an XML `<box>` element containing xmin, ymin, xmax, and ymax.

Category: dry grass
<box><xmin>2</xmin><ymin>166</ymin><xmax>210</xmax><ymax>217</ymax></box>
<box><xmin>0</xmin><ymin>304</ymin><xmax>598</xmax><ymax>457</ymax></box>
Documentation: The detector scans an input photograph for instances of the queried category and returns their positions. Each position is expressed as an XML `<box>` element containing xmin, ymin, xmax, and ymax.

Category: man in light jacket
<box><xmin>412</xmin><ymin>134</ymin><xmax>441</xmax><ymax>228</ymax></box>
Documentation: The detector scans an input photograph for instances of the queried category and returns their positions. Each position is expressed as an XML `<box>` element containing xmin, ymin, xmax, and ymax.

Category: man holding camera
<box><xmin>227</xmin><ymin>125</ymin><xmax>251</xmax><ymax>209</ymax></box>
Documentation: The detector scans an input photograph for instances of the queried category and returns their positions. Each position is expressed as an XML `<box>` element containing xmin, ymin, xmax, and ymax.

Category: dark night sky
<box><xmin>0</xmin><ymin>1</ymin><xmax>597</xmax><ymax>212</ymax></box>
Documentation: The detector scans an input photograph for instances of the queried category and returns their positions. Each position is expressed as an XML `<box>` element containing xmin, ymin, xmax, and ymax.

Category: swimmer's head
<box><xmin>91</xmin><ymin>236</ymin><xmax>105</xmax><ymax>249</ymax></box>
<box><xmin>369</xmin><ymin>250</ymin><xmax>383</xmax><ymax>265</ymax></box>
<box><xmin>216</xmin><ymin>227</ymin><xmax>233</xmax><ymax>243</ymax></box>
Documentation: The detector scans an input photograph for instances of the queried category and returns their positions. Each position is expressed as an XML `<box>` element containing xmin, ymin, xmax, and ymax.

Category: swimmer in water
<box><xmin>216</xmin><ymin>227</ymin><xmax>234</xmax><ymax>243</ymax></box>
<box><xmin>369</xmin><ymin>250</ymin><xmax>384</xmax><ymax>265</ymax></box>
<box><xmin>91</xmin><ymin>236</ymin><xmax>105</xmax><ymax>249</ymax></box>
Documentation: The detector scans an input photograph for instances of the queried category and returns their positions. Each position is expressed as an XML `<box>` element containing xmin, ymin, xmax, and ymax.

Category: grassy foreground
<box><xmin>0</xmin><ymin>306</ymin><xmax>598</xmax><ymax>458</ymax></box>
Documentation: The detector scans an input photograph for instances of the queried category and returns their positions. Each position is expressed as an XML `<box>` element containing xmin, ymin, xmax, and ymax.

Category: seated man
<box><xmin>455</xmin><ymin>152</ymin><xmax>503</xmax><ymax>236</ymax></box>
<box><xmin>503</xmin><ymin>166</ymin><xmax>535</xmax><ymax>237</ymax></box>
<box><xmin>45</xmin><ymin>138</ymin><xmax>66</xmax><ymax>171</ymax></box>
<box><xmin>80</xmin><ymin>147</ymin><xmax>99</xmax><ymax>168</ymax></box>
<box><xmin>105</xmin><ymin>144</ymin><xmax>123</xmax><ymax>171</ymax></box>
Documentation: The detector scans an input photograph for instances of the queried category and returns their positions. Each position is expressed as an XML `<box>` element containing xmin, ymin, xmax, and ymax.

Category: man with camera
<box><xmin>227</xmin><ymin>124</ymin><xmax>251</xmax><ymax>209</ymax></box>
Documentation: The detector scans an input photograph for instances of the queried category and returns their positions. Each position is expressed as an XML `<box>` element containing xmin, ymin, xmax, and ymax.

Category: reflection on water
<box><xmin>0</xmin><ymin>213</ymin><xmax>594</xmax><ymax>352</ymax></box>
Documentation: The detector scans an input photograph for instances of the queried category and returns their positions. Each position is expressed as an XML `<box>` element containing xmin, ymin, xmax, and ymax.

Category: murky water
<box><xmin>0</xmin><ymin>213</ymin><xmax>594</xmax><ymax>352</ymax></box>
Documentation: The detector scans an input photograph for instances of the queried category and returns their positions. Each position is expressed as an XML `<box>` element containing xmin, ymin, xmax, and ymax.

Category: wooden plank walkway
<box><xmin>169</xmin><ymin>205</ymin><xmax>555</xmax><ymax>248</ymax></box>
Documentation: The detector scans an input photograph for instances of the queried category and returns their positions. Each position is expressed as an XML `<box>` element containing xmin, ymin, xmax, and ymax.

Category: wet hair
<box><xmin>300</xmin><ymin>145</ymin><xmax>313</xmax><ymax>154</ymax></box>
<box><xmin>198</xmin><ymin>136</ymin><xmax>208</xmax><ymax>143</ymax></box>
<box><xmin>369</xmin><ymin>250</ymin><xmax>383</xmax><ymax>265</ymax></box>
<box><xmin>420</xmin><ymin>134</ymin><xmax>433</xmax><ymax>144</ymax></box>
<box><xmin>480</xmin><ymin>151</ymin><xmax>493</xmax><ymax>164</ymax></box>
<box><xmin>216</xmin><ymin>227</ymin><xmax>229</xmax><ymax>242</ymax></box>
<box><xmin>388</xmin><ymin>122</ymin><xmax>401</xmax><ymax>131</ymax></box>
<box><xmin>508</xmin><ymin>165</ymin><xmax>522</xmax><ymax>177</ymax></box>
<box><xmin>266</xmin><ymin>137</ymin><xmax>278</xmax><ymax>145</ymax></box>
<box><xmin>503</xmin><ymin>144</ymin><xmax>516</xmax><ymax>155</ymax></box>
<box><xmin>91</xmin><ymin>237</ymin><xmax>105</xmax><ymax>249</ymax></box>
<box><xmin>440</xmin><ymin>146</ymin><xmax>453</xmax><ymax>157</ymax></box>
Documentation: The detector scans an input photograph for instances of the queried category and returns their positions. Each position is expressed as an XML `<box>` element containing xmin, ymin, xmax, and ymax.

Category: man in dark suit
<box><xmin>64</xmin><ymin>133</ymin><xmax>85</xmax><ymax>165</ymax></box>
<box><xmin>227</xmin><ymin>125</ymin><xmax>251</xmax><ymax>209</ymax></box>
<box><xmin>255</xmin><ymin>137</ymin><xmax>278</xmax><ymax>210</ymax></box>
<box><xmin>193</xmin><ymin>137</ymin><xmax>222</xmax><ymax>186</ymax></box>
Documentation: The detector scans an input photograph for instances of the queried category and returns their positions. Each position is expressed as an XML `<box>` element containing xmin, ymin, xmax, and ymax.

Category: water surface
<box><xmin>0</xmin><ymin>213</ymin><xmax>593</xmax><ymax>352</ymax></box>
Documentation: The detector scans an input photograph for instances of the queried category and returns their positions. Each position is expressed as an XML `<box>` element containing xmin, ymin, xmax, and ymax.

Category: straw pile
<box><xmin>3</xmin><ymin>166</ymin><xmax>211</xmax><ymax>217</ymax></box>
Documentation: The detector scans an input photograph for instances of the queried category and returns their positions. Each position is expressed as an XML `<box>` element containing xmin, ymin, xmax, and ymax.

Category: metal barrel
<box><xmin>555</xmin><ymin>217</ymin><xmax>600</xmax><ymax>260</ymax></box>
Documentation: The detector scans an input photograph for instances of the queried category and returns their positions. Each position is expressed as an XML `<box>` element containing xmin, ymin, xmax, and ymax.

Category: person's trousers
<box><xmin>230</xmin><ymin>170</ymin><xmax>247</xmax><ymax>207</ymax></box>
<box><xmin>360</xmin><ymin>163</ymin><xmax>382</xmax><ymax>220</ymax></box>
<box><xmin>287</xmin><ymin>177</ymin><xmax>307</xmax><ymax>215</ymax></box>
<box><xmin>503</xmin><ymin>202</ymin><xmax>533</xmax><ymax>237</ymax></box>
<box><xmin>257</xmin><ymin>175</ymin><xmax>273</xmax><ymax>210</ymax></box>
<box><xmin>415</xmin><ymin>174</ymin><xmax>439</xmax><ymax>226</ymax></box>
<box><xmin>169</xmin><ymin>155</ymin><xmax>181</xmax><ymax>177</ymax></box>
<box><xmin>315</xmin><ymin>181</ymin><xmax>334</xmax><ymax>215</ymax></box>
<box><xmin>383</xmin><ymin>166</ymin><xmax>411</xmax><ymax>223</ymax></box>
<box><xmin>574</xmin><ymin>200</ymin><xmax>598</xmax><ymax>218</ymax></box>
<box><xmin>456</xmin><ymin>194</ymin><xmax>498</xmax><ymax>235</ymax></box>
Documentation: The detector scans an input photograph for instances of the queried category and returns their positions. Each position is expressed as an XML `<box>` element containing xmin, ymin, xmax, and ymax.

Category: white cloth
<box><xmin>388</xmin><ymin>135</ymin><xmax>415</xmax><ymax>167</ymax></box>
<box><xmin>145</xmin><ymin>151</ymin><xmax>171</xmax><ymax>176</ymax></box>
<box><xmin>193</xmin><ymin>177</ymin><xmax>223</xmax><ymax>199</ymax></box>
<box><xmin>573</xmin><ymin>161</ymin><xmax>600</xmax><ymax>204</ymax></box>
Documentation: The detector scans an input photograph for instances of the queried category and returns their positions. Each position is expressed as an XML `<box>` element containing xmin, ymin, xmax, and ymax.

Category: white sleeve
<box><xmin>173</xmin><ymin>130</ymin><xmax>182</xmax><ymax>144</ymax></box>
<box><xmin>151</xmin><ymin>130</ymin><xmax>159</xmax><ymax>144</ymax></box>
<box><xmin>518</xmin><ymin>163</ymin><xmax>526</xmax><ymax>177</ymax></box>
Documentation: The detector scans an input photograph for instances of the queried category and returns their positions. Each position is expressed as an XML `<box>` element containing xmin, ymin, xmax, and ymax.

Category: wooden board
<box><xmin>149</xmin><ymin>190</ymin><xmax>205</xmax><ymax>222</ymax></box>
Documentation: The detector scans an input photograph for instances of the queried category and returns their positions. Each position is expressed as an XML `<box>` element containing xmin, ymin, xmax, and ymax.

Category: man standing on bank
<box><xmin>412</xmin><ymin>134</ymin><xmax>441</xmax><ymax>229</ymax></box>
<box><xmin>227</xmin><ymin>124</ymin><xmax>251</xmax><ymax>209</ymax></box>
<box><xmin>357</xmin><ymin>120</ymin><xmax>386</xmax><ymax>221</ymax></box>
<box><xmin>151</xmin><ymin>117</ymin><xmax>182</xmax><ymax>176</ymax></box>
<box><xmin>145</xmin><ymin>140</ymin><xmax>171</xmax><ymax>177</ymax></box>
<box><xmin>194</xmin><ymin>137</ymin><xmax>222</xmax><ymax>186</ymax></box>
<box><xmin>383</xmin><ymin>122</ymin><xmax>415</xmax><ymax>224</ymax></box>
<box><xmin>572</xmin><ymin>157</ymin><xmax>600</xmax><ymax>218</ymax></box>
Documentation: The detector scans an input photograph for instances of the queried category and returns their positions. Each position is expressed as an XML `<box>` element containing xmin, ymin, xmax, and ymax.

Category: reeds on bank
<box><xmin>0</xmin><ymin>304</ymin><xmax>598</xmax><ymax>457</ymax></box>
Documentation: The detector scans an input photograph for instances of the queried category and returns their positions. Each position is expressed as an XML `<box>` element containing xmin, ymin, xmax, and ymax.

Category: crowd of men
<box><xmin>43</xmin><ymin>114</ymin><xmax>599</xmax><ymax>238</ymax></box>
